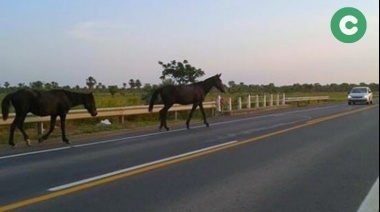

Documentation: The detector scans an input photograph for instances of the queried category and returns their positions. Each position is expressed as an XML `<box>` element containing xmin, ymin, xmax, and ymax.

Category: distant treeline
<box><xmin>0</xmin><ymin>80</ymin><xmax>378</xmax><ymax>95</ymax></box>
<box><xmin>225</xmin><ymin>82</ymin><xmax>379</xmax><ymax>94</ymax></box>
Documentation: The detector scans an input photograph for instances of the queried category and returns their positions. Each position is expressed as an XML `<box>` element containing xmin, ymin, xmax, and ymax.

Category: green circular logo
<box><xmin>331</xmin><ymin>7</ymin><xmax>366</xmax><ymax>43</ymax></box>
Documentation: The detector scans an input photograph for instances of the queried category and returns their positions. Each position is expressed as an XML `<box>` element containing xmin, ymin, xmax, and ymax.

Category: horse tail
<box><xmin>1</xmin><ymin>93</ymin><xmax>13</xmax><ymax>121</ymax></box>
<box><xmin>148</xmin><ymin>87</ymin><xmax>163</xmax><ymax>112</ymax></box>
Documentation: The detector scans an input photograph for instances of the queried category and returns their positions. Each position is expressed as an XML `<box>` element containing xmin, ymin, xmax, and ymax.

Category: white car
<box><xmin>347</xmin><ymin>87</ymin><xmax>373</xmax><ymax>105</ymax></box>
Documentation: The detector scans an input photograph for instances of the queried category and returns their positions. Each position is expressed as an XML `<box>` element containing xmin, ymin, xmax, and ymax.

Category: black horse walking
<box><xmin>1</xmin><ymin>89</ymin><xmax>98</xmax><ymax>147</ymax></box>
<box><xmin>149</xmin><ymin>74</ymin><xmax>225</xmax><ymax>130</ymax></box>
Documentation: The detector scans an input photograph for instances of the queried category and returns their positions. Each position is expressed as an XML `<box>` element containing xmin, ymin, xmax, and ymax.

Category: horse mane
<box><xmin>191</xmin><ymin>74</ymin><xmax>221</xmax><ymax>94</ymax></box>
<box><xmin>54</xmin><ymin>89</ymin><xmax>91</xmax><ymax>96</ymax></box>
<box><xmin>194</xmin><ymin>75</ymin><xmax>218</xmax><ymax>85</ymax></box>
<box><xmin>54</xmin><ymin>89</ymin><xmax>92</xmax><ymax>106</ymax></box>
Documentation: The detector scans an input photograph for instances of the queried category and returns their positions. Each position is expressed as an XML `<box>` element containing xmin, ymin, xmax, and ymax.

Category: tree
<box><xmin>135</xmin><ymin>79</ymin><xmax>142</xmax><ymax>89</ymax></box>
<box><xmin>4</xmin><ymin>81</ymin><xmax>10</xmax><ymax>89</ymax></box>
<box><xmin>45</xmin><ymin>82</ymin><xmax>52</xmax><ymax>90</ymax></box>
<box><xmin>86</xmin><ymin>76</ymin><xmax>97</xmax><ymax>90</ymax></box>
<box><xmin>158</xmin><ymin>60</ymin><xmax>205</xmax><ymax>85</ymax></box>
<box><xmin>129</xmin><ymin>79</ymin><xmax>136</xmax><ymax>89</ymax></box>
<box><xmin>227</xmin><ymin>81</ymin><xmax>238</xmax><ymax>93</ymax></box>
<box><xmin>29</xmin><ymin>81</ymin><xmax>44</xmax><ymax>89</ymax></box>
<box><xmin>108</xmin><ymin>85</ymin><xmax>118</xmax><ymax>97</ymax></box>
<box><xmin>51</xmin><ymin>81</ymin><xmax>59</xmax><ymax>89</ymax></box>
<box><xmin>18</xmin><ymin>83</ymin><xmax>26</xmax><ymax>88</ymax></box>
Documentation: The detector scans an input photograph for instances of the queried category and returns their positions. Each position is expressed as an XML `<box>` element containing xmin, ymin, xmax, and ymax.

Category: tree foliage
<box><xmin>158</xmin><ymin>60</ymin><xmax>205</xmax><ymax>85</ymax></box>
<box><xmin>86</xmin><ymin>76</ymin><xmax>97</xmax><ymax>90</ymax></box>
<box><xmin>108</xmin><ymin>85</ymin><xmax>118</xmax><ymax>97</ymax></box>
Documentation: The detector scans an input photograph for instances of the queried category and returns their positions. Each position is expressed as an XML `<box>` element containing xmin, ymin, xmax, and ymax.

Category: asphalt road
<box><xmin>0</xmin><ymin>102</ymin><xmax>378</xmax><ymax>212</ymax></box>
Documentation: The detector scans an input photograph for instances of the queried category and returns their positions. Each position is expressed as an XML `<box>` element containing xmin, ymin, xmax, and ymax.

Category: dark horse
<box><xmin>1</xmin><ymin>89</ymin><xmax>98</xmax><ymax>147</ymax></box>
<box><xmin>149</xmin><ymin>74</ymin><xmax>225</xmax><ymax>130</ymax></box>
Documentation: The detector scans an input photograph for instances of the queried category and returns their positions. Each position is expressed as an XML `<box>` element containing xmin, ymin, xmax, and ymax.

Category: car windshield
<box><xmin>351</xmin><ymin>88</ymin><xmax>367</xmax><ymax>93</ymax></box>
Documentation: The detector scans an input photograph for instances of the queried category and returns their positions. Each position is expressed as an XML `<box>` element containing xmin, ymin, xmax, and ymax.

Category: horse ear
<box><xmin>217</xmin><ymin>73</ymin><xmax>222</xmax><ymax>77</ymax></box>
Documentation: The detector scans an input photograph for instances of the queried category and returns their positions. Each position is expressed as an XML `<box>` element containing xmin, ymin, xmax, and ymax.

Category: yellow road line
<box><xmin>0</xmin><ymin>105</ymin><xmax>377</xmax><ymax>212</ymax></box>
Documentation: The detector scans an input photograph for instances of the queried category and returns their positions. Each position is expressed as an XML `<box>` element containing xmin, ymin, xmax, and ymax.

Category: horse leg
<box><xmin>160</xmin><ymin>104</ymin><xmax>173</xmax><ymax>131</ymax></box>
<box><xmin>199</xmin><ymin>102</ymin><xmax>209</xmax><ymax>127</ymax></box>
<box><xmin>186</xmin><ymin>103</ymin><xmax>198</xmax><ymax>129</ymax></box>
<box><xmin>9</xmin><ymin>114</ymin><xmax>30</xmax><ymax>147</ymax></box>
<box><xmin>8</xmin><ymin>117</ymin><xmax>19</xmax><ymax>147</ymax></box>
<box><xmin>159</xmin><ymin>108</ymin><xmax>165</xmax><ymax>130</ymax></box>
<box><xmin>59</xmin><ymin>114</ymin><xmax>70</xmax><ymax>144</ymax></box>
<box><xmin>17</xmin><ymin>114</ymin><xmax>32</xmax><ymax>146</ymax></box>
<box><xmin>39</xmin><ymin>115</ymin><xmax>57</xmax><ymax>143</ymax></box>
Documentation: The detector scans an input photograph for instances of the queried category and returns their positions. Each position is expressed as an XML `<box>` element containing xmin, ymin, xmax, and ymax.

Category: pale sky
<box><xmin>0</xmin><ymin>0</ymin><xmax>378</xmax><ymax>87</ymax></box>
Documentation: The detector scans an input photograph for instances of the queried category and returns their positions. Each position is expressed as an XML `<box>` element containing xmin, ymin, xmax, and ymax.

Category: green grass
<box><xmin>93</xmin><ymin>92</ymin><xmax>143</xmax><ymax>107</ymax></box>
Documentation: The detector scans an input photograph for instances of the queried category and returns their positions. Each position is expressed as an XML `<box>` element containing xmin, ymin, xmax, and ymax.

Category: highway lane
<box><xmin>0</xmin><ymin>102</ymin><xmax>378</xmax><ymax>211</ymax></box>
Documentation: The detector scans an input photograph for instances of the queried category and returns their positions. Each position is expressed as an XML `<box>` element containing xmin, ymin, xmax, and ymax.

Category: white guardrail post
<box><xmin>217</xmin><ymin>95</ymin><xmax>222</xmax><ymax>112</ymax></box>
<box><xmin>270</xmin><ymin>94</ymin><xmax>273</xmax><ymax>107</ymax></box>
<box><xmin>228</xmin><ymin>98</ymin><xmax>232</xmax><ymax>112</ymax></box>
<box><xmin>263</xmin><ymin>94</ymin><xmax>267</xmax><ymax>108</ymax></box>
<box><xmin>247</xmin><ymin>95</ymin><xmax>251</xmax><ymax>109</ymax></box>
<box><xmin>37</xmin><ymin>122</ymin><xmax>44</xmax><ymax>134</ymax></box>
<box><xmin>255</xmin><ymin>95</ymin><xmax>259</xmax><ymax>108</ymax></box>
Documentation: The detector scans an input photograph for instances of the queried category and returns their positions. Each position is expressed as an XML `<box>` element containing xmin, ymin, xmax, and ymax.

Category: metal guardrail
<box><xmin>216</xmin><ymin>94</ymin><xmax>330</xmax><ymax>111</ymax></box>
<box><xmin>0</xmin><ymin>101</ymin><xmax>217</xmax><ymax>126</ymax></box>
<box><xmin>285</xmin><ymin>96</ymin><xmax>330</xmax><ymax>106</ymax></box>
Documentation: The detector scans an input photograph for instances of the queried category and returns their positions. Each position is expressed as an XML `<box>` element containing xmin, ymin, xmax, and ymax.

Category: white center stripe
<box><xmin>48</xmin><ymin>140</ymin><xmax>237</xmax><ymax>191</ymax></box>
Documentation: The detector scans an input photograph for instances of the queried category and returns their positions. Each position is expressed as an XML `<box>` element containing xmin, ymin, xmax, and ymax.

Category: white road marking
<box><xmin>357</xmin><ymin>177</ymin><xmax>379</xmax><ymax>212</ymax></box>
<box><xmin>0</xmin><ymin>147</ymin><xmax>71</xmax><ymax>160</ymax></box>
<box><xmin>71</xmin><ymin>128</ymin><xmax>183</xmax><ymax>148</ymax></box>
<box><xmin>48</xmin><ymin>140</ymin><xmax>237</xmax><ymax>191</ymax></box>
<box><xmin>0</xmin><ymin>105</ymin><xmax>339</xmax><ymax>160</ymax></box>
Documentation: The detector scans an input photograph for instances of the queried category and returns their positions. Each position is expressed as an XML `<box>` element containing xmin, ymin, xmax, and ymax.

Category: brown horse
<box><xmin>1</xmin><ymin>89</ymin><xmax>98</xmax><ymax>147</ymax></box>
<box><xmin>149</xmin><ymin>74</ymin><xmax>225</xmax><ymax>130</ymax></box>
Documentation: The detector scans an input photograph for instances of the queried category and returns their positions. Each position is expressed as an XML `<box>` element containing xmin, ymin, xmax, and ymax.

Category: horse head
<box><xmin>214</xmin><ymin>74</ymin><xmax>226</xmax><ymax>93</ymax></box>
<box><xmin>84</xmin><ymin>92</ymin><xmax>98</xmax><ymax>117</ymax></box>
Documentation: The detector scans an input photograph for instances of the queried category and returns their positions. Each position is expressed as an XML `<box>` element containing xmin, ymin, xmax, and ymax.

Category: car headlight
<box><xmin>348</xmin><ymin>95</ymin><xmax>352</xmax><ymax>98</ymax></box>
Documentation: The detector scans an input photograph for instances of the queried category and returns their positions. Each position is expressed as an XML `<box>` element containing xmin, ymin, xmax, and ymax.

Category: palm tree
<box><xmin>135</xmin><ymin>79</ymin><xmax>142</xmax><ymax>89</ymax></box>
<box><xmin>129</xmin><ymin>79</ymin><xmax>136</xmax><ymax>89</ymax></box>
<box><xmin>86</xmin><ymin>76</ymin><xmax>97</xmax><ymax>90</ymax></box>
<box><xmin>4</xmin><ymin>81</ymin><xmax>10</xmax><ymax>89</ymax></box>
<box><xmin>51</xmin><ymin>81</ymin><xmax>59</xmax><ymax>89</ymax></box>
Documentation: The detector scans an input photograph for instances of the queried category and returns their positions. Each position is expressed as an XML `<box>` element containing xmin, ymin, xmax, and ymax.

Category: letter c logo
<box><xmin>331</xmin><ymin>7</ymin><xmax>366</xmax><ymax>43</ymax></box>
<box><xmin>339</xmin><ymin>15</ymin><xmax>358</xmax><ymax>35</ymax></box>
